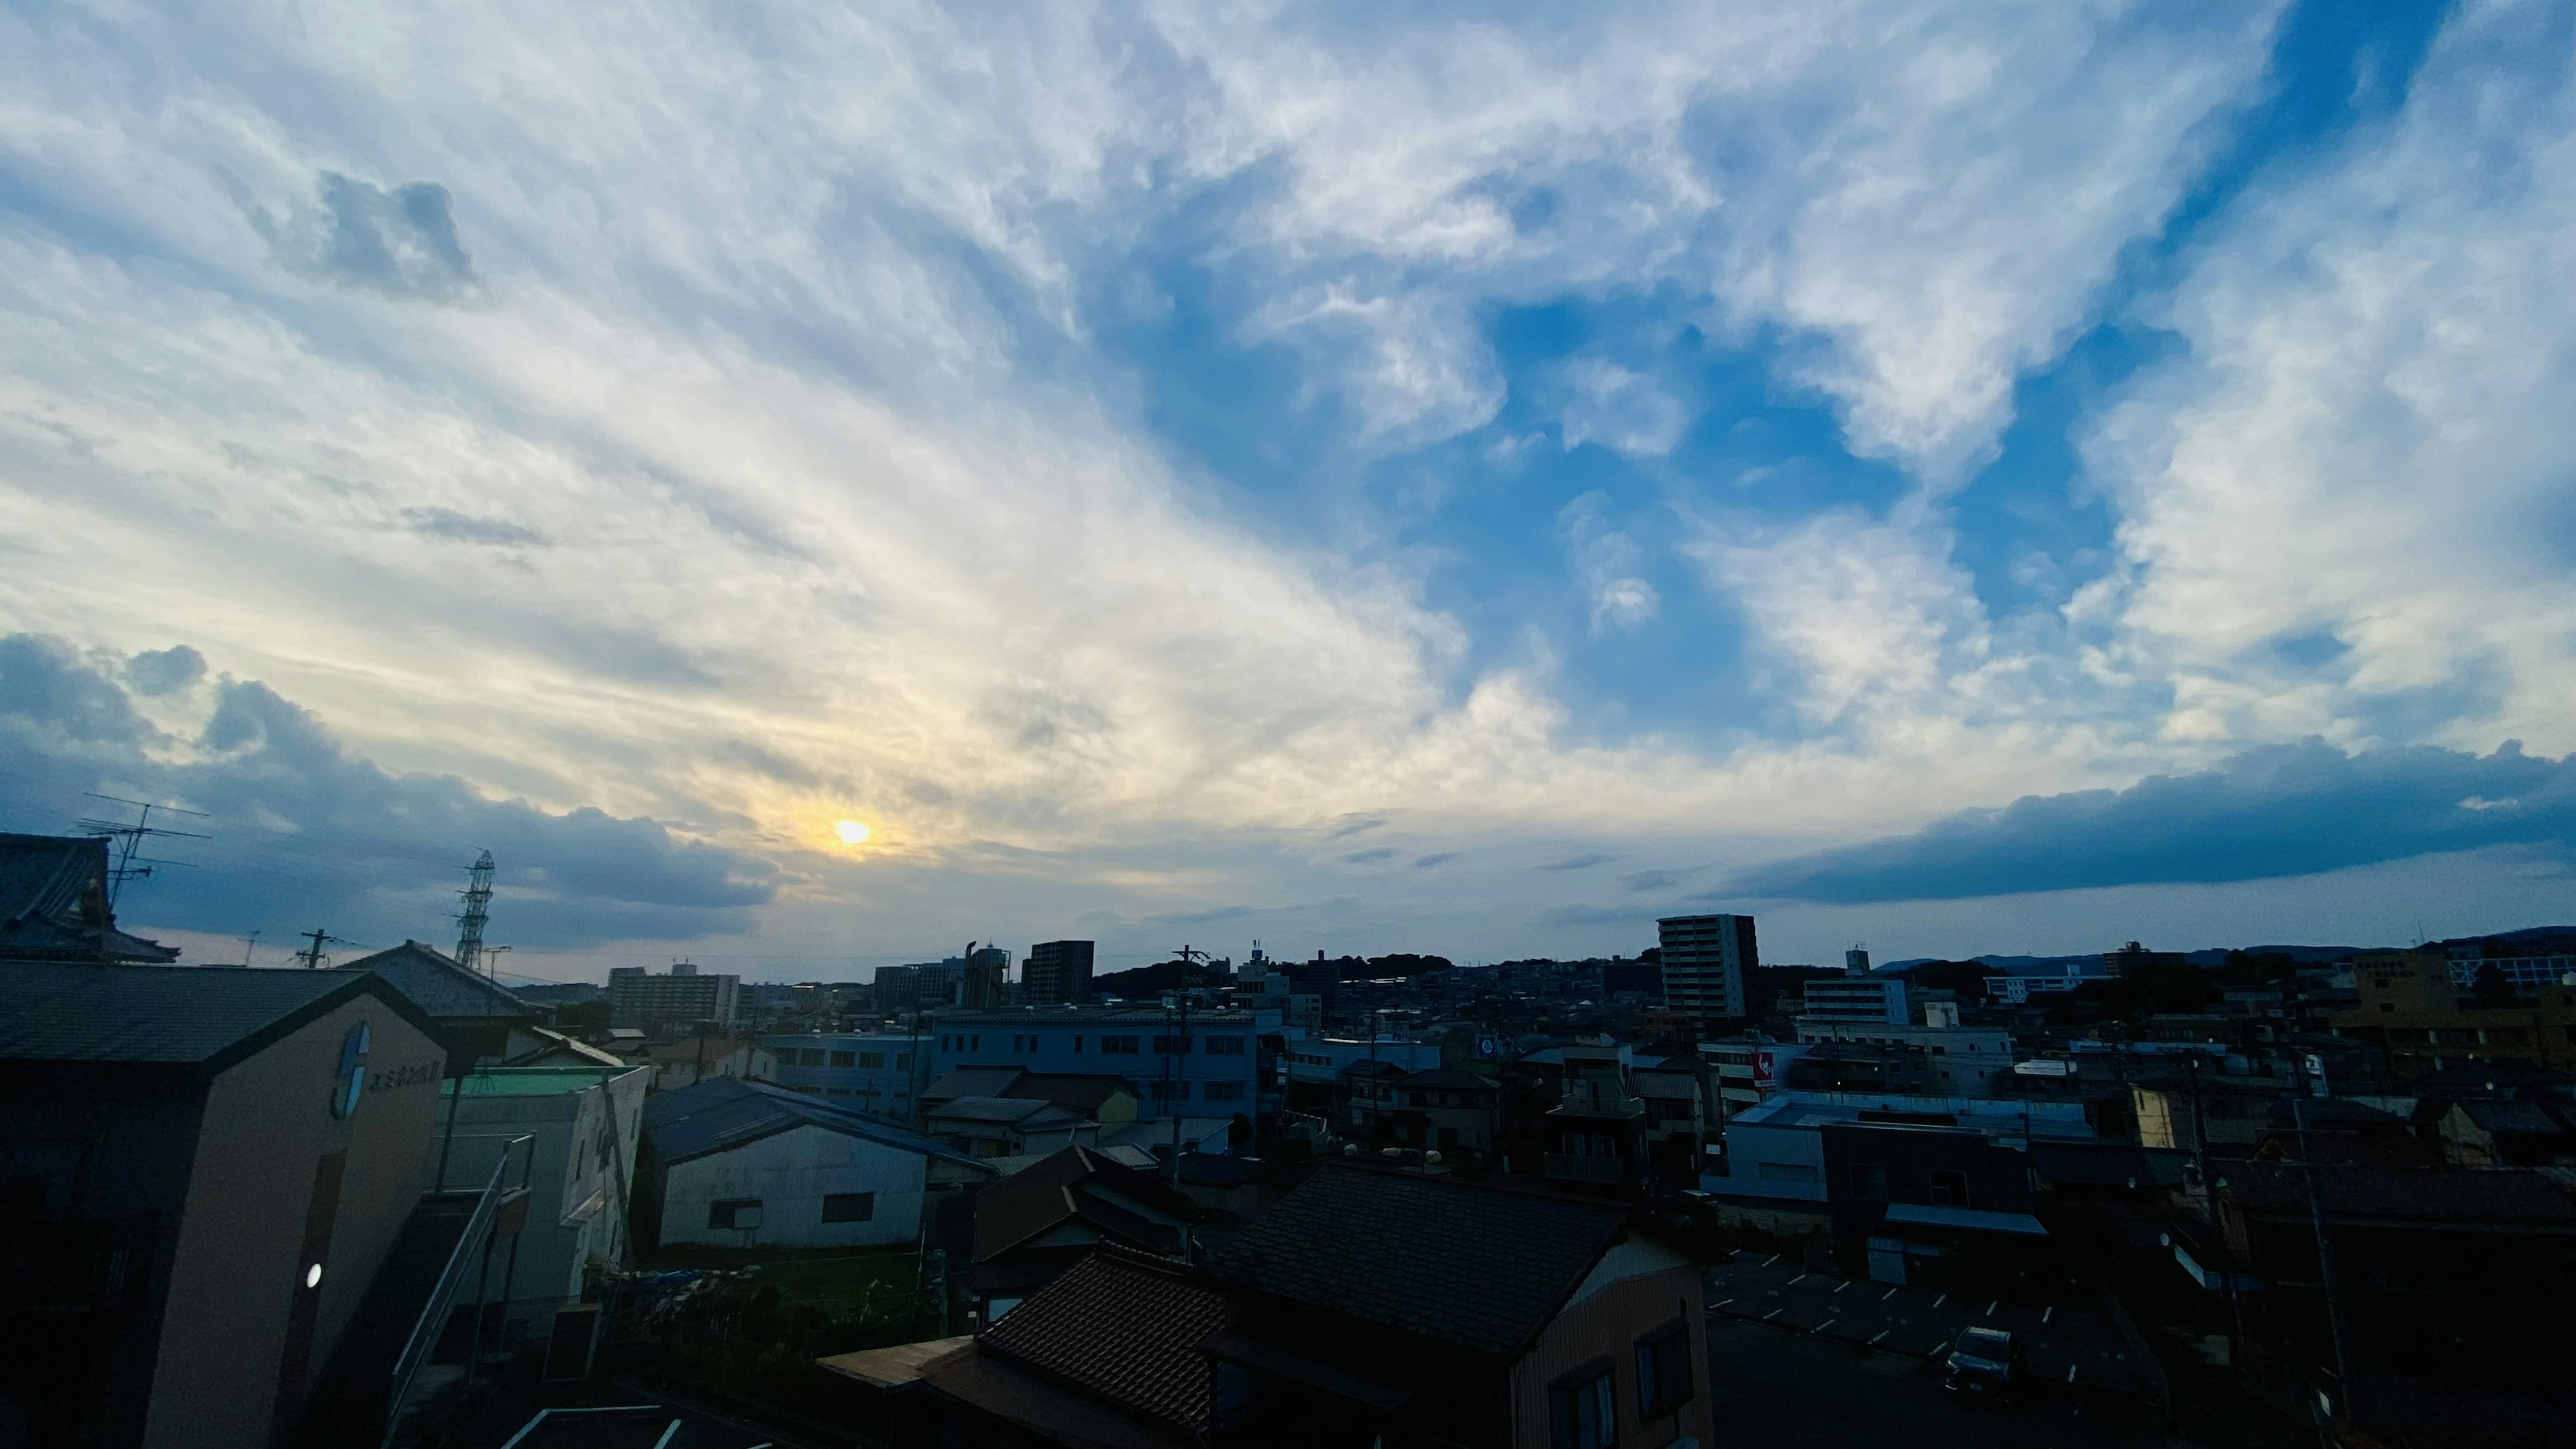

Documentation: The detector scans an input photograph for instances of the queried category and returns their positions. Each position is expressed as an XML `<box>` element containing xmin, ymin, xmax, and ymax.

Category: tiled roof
<box><xmin>2224</xmin><ymin>1163</ymin><xmax>2576</xmax><ymax>1222</ymax></box>
<box><xmin>0</xmin><ymin>963</ymin><xmax>427</xmax><ymax>1067</ymax></box>
<box><xmin>924</xmin><ymin>1065</ymin><xmax>1026</xmax><ymax>1103</ymax></box>
<box><xmin>978</xmin><ymin>1248</ymin><xmax>1230</xmax><ymax>1431</ymax></box>
<box><xmin>643</xmin><ymin>1075</ymin><xmax>990</xmax><ymax>1170</ymax></box>
<box><xmin>341</xmin><ymin>940</ymin><xmax>536</xmax><ymax>1021</ymax></box>
<box><xmin>0</xmin><ymin>833</ymin><xmax>177</xmax><ymax>963</ymax></box>
<box><xmin>1005</xmin><ymin>1072</ymin><xmax>1140</xmax><ymax>1114</ymax></box>
<box><xmin>926</xmin><ymin>1095</ymin><xmax>1087</xmax><ymax>1128</ymax></box>
<box><xmin>973</xmin><ymin>1145</ymin><xmax>1195</xmax><ymax>1263</ymax></box>
<box><xmin>1206</xmin><ymin>1165</ymin><xmax>1628</xmax><ymax>1356</ymax></box>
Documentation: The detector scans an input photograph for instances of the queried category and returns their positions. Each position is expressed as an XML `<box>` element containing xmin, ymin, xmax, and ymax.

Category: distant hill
<box><xmin>1877</xmin><ymin>929</ymin><xmax>2573</xmax><ymax>977</ymax></box>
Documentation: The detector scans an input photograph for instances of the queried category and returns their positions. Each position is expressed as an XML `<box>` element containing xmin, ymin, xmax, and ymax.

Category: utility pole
<box><xmin>1167</xmin><ymin>945</ymin><xmax>1204</xmax><ymax>1187</ymax></box>
<box><xmin>239</xmin><ymin>930</ymin><xmax>261</xmax><ymax>967</ymax></box>
<box><xmin>2290</xmin><ymin>1057</ymin><xmax>2357</xmax><ymax>1423</ymax></box>
<box><xmin>292</xmin><ymin>928</ymin><xmax>352</xmax><ymax>970</ymax></box>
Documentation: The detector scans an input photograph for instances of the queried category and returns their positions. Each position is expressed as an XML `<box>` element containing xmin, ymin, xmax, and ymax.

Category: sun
<box><xmin>833</xmin><ymin>820</ymin><xmax>871</xmax><ymax>845</ymax></box>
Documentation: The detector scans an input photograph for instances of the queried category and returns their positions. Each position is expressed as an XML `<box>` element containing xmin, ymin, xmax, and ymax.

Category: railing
<box><xmin>384</xmin><ymin>1132</ymin><xmax>533</xmax><ymax>1446</ymax></box>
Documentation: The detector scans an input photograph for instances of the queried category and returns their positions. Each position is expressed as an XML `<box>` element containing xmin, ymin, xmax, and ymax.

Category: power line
<box><xmin>75</xmin><ymin>794</ymin><xmax>209</xmax><ymax>909</ymax></box>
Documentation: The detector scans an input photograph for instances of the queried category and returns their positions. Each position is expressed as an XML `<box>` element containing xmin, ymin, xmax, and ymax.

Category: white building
<box><xmin>1799</xmin><ymin>975</ymin><xmax>1908</xmax><ymax>1026</ymax></box>
<box><xmin>1792</xmin><ymin>1001</ymin><xmax>2016</xmax><ymax>1096</ymax></box>
<box><xmin>1283</xmin><ymin>1036</ymin><xmax>1443</xmax><ymax>1087</ymax></box>
<box><xmin>639</xmin><ymin>1076</ymin><xmax>992</xmax><ymax>1251</ymax></box>
<box><xmin>433</xmin><ymin>1063</ymin><xmax>651</xmax><ymax>1340</ymax></box>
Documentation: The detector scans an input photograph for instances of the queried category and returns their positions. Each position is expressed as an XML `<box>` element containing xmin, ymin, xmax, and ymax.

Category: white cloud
<box><xmin>2085</xmin><ymin>0</ymin><xmax>2576</xmax><ymax>757</ymax></box>
<box><xmin>1558</xmin><ymin>358</ymin><xmax>1688</xmax><ymax>460</ymax></box>
<box><xmin>1558</xmin><ymin>492</ymin><xmax>1662</xmax><ymax>635</ymax></box>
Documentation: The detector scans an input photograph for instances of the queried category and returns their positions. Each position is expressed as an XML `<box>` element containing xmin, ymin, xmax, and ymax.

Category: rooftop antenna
<box><xmin>239</xmin><ymin>930</ymin><xmax>261</xmax><ymax>966</ymax></box>
<box><xmin>293</xmin><ymin>927</ymin><xmax>355</xmax><ymax>969</ymax></box>
<box><xmin>76</xmin><ymin>794</ymin><xmax>209</xmax><ymax>909</ymax></box>
<box><xmin>455</xmin><ymin>849</ymin><xmax>495</xmax><ymax>973</ymax></box>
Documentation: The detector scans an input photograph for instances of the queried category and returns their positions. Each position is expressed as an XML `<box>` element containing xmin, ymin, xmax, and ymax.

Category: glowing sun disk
<box><xmin>834</xmin><ymin>819</ymin><xmax>871</xmax><ymax>845</ymax></box>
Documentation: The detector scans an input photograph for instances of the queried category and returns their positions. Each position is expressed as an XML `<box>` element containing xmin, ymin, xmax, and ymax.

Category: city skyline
<box><xmin>4</xmin><ymin>2</ymin><xmax>2572</xmax><ymax>979</ymax></box>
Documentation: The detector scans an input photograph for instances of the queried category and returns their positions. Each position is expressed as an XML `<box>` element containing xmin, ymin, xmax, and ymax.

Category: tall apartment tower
<box><xmin>1022</xmin><ymin>939</ymin><xmax>1095</xmax><ymax>1004</ymax></box>
<box><xmin>1658</xmin><ymin>914</ymin><xmax>1757</xmax><ymax>1021</ymax></box>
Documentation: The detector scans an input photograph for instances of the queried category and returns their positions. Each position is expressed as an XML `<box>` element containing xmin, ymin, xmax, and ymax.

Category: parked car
<box><xmin>1943</xmin><ymin>1326</ymin><xmax>2023</xmax><ymax>1402</ymax></box>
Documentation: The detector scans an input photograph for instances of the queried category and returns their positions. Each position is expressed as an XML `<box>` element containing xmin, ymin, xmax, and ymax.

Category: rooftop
<box><xmin>341</xmin><ymin>939</ymin><xmax>537</xmax><ymax>1022</ymax></box>
<box><xmin>976</xmin><ymin>1248</ymin><xmax>1230</xmax><ymax>1433</ymax></box>
<box><xmin>0</xmin><ymin>832</ymin><xmax>177</xmax><ymax>964</ymax></box>
<box><xmin>1206</xmin><ymin>1165</ymin><xmax>1629</xmax><ymax>1357</ymax></box>
<box><xmin>0</xmin><ymin>963</ymin><xmax>432</xmax><ymax>1069</ymax></box>
<box><xmin>445</xmin><ymin>1065</ymin><xmax>643</xmax><ymax>1097</ymax></box>
<box><xmin>972</xmin><ymin>1144</ymin><xmax>1196</xmax><ymax>1264</ymax></box>
<box><xmin>642</xmin><ymin>1075</ymin><xmax>989</xmax><ymax>1170</ymax></box>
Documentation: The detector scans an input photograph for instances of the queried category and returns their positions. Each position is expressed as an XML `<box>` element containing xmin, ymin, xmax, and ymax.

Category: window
<box><xmin>1101</xmin><ymin>1035</ymin><xmax>1142</xmax><ymax>1055</ymax></box>
<box><xmin>859</xmin><ymin>1051</ymin><xmax>884</xmax><ymax>1068</ymax></box>
<box><xmin>821</xmin><ymin>1192</ymin><xmax>876</xmax><ymax>1224</ymax></box>
<box><xmin>708</xmin><ymin>1198</ymin><xmax>763</xmax><ymax>1230</ymax></box>
<box><xmin>1548</xmin><ymin>1363</ymin><xmax>1616</xmax><ymax>1449</ymax></box>
<box><xmin>1849</xmin><ymin>1163</ymin><xmax>1888</xmax><ymax>1201</ymax></box>
<box><xmin>1927</xmin><ymin>1169</ymin><xmax>1970</xmax><ymax>1206</ymax></box>
<box><xmin>970</xmin><ymin>1034</ymin><xmax>981</xmax><ymax>1051</ymax></box>
<box><xmin>1203</xmin><ymin>1081</ymin><xmax>1246</xmax><ymax>1102</ymax></box>
<box><xmin>1204</xmin><ymin>1034</ymin><xmax>1248</xmax><ymax>1055</ymax></box>
<box><xmin>797</xmin><ymin>1049</ymin><xmax>824</xmax><ymax>1067</ymax></box>
<box><xmin>1153</xmin><ymin>1035</ymin><xmax>1192</xmax><ymax>1055</ymax></box>
<box><xmin>1073</xmin><ymin>1036</ymin><xmax>1085</xmax><ymax>1053</ymax></box>
<box><xmin>828</xmin><ymin>1051</ymin><xmax>856</xmax><ymax>1067</ymax></box>
<box><xmin>1014</xmin><ymin>1034</ymin><xmax>1039</xmax><ymax>1052</ymax></box>
<box><xmin>1635</xmin><ymin>1321</ymin><xmax>1694</xmax><ymax>1418</ymax></box>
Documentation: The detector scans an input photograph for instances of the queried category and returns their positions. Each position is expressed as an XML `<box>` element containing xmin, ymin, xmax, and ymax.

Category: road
<box><xmin>1705</xmin><ymin>1316</ymin><xmax>2198</xmax><ymax>1449</ymax></box>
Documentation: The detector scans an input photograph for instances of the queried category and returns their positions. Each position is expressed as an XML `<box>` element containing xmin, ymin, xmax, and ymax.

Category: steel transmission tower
<box><xmin>455</xmin><ymin>850</ymin><xmax>496</xmax><ymax>974</ymax></box>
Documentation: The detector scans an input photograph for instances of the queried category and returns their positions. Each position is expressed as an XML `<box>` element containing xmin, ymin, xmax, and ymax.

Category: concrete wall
<box><xmin>1510</xmin><ymin>1242</ymin><xmax>1713</xmax><ymax>1449</ymax></box>
<box><xmin>658</xmin><ymin>1123</ymin><xmax>937</xmax><ymax>1250</ymax></box>
<box><xmin>145</xmin><ymin>996</ymin><xmax>445</xmax><ymax>1449</ymax></box>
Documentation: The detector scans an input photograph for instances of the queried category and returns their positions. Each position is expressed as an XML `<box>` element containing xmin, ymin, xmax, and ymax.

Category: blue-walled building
<box><xmin>759</xmin><ymin>1030</ymin><xmax>924</xmax><ymax>1116</ymax></box>
<box><xmin>920</xmin><ymin>1006</ymin><xmax>1284</xmax><ymax>1120</ymax></box>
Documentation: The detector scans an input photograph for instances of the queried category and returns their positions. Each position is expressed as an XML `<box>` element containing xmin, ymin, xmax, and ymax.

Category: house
<box><xmin>0</xmin><ymin>963</ymin><xmax>478</xmax><ymax>1446</ymax></box>
<box><xmin>339</xmin><ymin>940</ymin><xmax>544</xmax><ymax>1071</ymax></box>
<box><xmin>635</xmin><ymin>1076</ymin><xmax>993</xmax><ymax>1252</ymax></box>
<box><xmin>2247</xmin><ymin>1097</ymin><xmax>2433</xmax><ymax>1167</ymax></box>
<box><xmin>967</xmin><ymin>1145</ymin><xmax>1199</xmax><ymax>1324</ymax></box>
<box><xmin>502</xmin><ymin>1024</ymin><xmax>628</xmax><ymax>1069</ymax></box>
<box><xmin>1627</xmin><ymin>1057</ymin><xmax>1706</xmax><ymax>1185</ymax></box>
<box><xmin>920</xmin><ymin>1067</ymin><xmax>1142</xmax><ymax>1129</ymax></box>
<box><xmin>615</xmin><ymin>1031</ymin><xmax>780</xmax><ymax>1093</ymax></box>
<box><xmin>1542</xmin><ymin>1067</ymin><xmax>1648</xmax><ymax>1196</ymax></box>
<box><xmin>827</xmin><ymin>1166</ymin><xmax>1714</xmax><ymax>1449</ymax></box>
<box><xmin>2129</xmin><ymin>1075</ymin><xmax>2285</xmax><ymax>1157</ymax></box>
<box><xmin>428</xmin><ymin>1063</ymin><xmax>650</xmax><ymax>1342</ymax></box>
<box><xmin>922</xmin><ymin>1095</ymin><xmax>1099</xmax><ymax>1159</ymax></box>
<box><xmin>2437</xmin><ymin>1098</ymin><xmax>2576</xmax><ymax>1165</ymax></box>
<box><xmin>0</xmin><ymin>832</ymin><xmax>178</xmax><ymax>963</ymax></box>
<box><xmin>1385</xmin><ymin>1068</ymin><xmax>1500</xmax><ymax>1161</ymax></box>
<box><xmin>1338</xmin><ymin>1058</ymin><xmax>1411</xmax><ymax>1141</ymax></box>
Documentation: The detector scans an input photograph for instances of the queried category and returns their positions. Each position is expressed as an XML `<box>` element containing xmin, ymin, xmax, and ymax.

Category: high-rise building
<box><xmin>1023</xmin><ymin>939</ymin><xmax>1095</xmax><ymax>1004</ymax></box>
<box><xmin>961</xmin><ymin>944</ymin><xmax>1010</xmax><ymax>1008</ymax></box>
<box><xmin>606</xmin><ymin>960</ymin><xmax>741</xmax><ymax>1033</ymax></box>
<box><xmin>1845</xmin><ymin>946</ymin><xmax>1871</xmax><ymax>973</ymax></box>
<box><xmin>1658</xmin><ymin>914</ymin><xmax>1756</xmax><ymax>1021</ymax></box>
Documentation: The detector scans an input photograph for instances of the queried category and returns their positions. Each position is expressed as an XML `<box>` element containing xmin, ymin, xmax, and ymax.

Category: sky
<box><xmin>2</xmin><ymin>0</ymin><xmax>2571</xmax><ymax>983</ymax></box>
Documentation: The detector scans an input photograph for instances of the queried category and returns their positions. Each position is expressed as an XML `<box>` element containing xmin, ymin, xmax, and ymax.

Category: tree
<box><xmin>2473</xmin><ymin>961</ymin><xmax>2516</xmax><ymax>1005</ymax></box>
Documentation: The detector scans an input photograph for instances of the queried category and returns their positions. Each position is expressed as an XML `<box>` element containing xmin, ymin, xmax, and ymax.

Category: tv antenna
<box><xmin>454</xmin><ymin>850</ymin><xmax>495</xmax><ymax>973</ymax></box>
<box><xmin>76</xmin><ymin>794</ymin><xmax>209</xmax><ymax>908</ymax></box>
<box><xmin>293</xmin><ymin>927</ymin><xmax>356</xmax><ymax>969</ymax></box>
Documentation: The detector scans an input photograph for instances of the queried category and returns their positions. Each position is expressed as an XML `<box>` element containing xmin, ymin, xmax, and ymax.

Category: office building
<box><xmin>761</xmin><ymin>1030</ymin><xmax>924</xmax><ymax>1115</ymax></box>
<box><xmin>1659</xmin><ymin>913</ymin><xmax>1757</xmax><ymax>1021</ymax></box>
<box><xmin>1021</xmin><ymin>939</ymin><xmax>1095</xmax><ymax>1004</ymax></box>
<box><xmin>2102</xmin><ymin>941</ymin><xmax>2186</xmax><ymax>977</ymax></box>
<box><xmin>606</xmin><ymin>961</ymin><xmax>741</xmax><ymax>1034</ymax></box>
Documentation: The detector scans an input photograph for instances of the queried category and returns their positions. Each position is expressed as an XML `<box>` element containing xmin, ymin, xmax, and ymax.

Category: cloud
<box><xmin>1558</xmin><ymin>359</ymin><xmax>1688</xmax><ymax>460</ymax></box>
<box><xmin>1731</xmin><ymin>740</ymin><xmax>2576</xmax><ymax>904</ymax></box>
<box><xmin>1340</xmin><ymin>847</ymin><xmax>1397</xmax><ymax>865</ymax></box>
<box><xmin>254</xmin><ymin>172</ymin><xmax>480</xmax><ymax>303</ymax></box>
<box><xmin>1538</xmin><ymin>852</ymin><xmax>1616</xmax><ymax>872</ymax></box>
<box><xmin>403</xmin><ymin>507</ymin><xmax>551</xmax><ymax>548</ymax></box>
<box><xmin>1411</xmin><ymin>851</ymin><xmax>1459</xmax><ymax>869</ymax></box>
<box><xmin>1560</xmin><ymin>492</ymin><xmax>1661</xmax><ymax>636</ymax></box>
<box><xmin>123</xmin><ymin>645</ymin><xmax>207</xmax><ymax>697</ymax></box>
<box><xmin>0</xmin><ymin>633</ymin><xmax>776</xmax><ymax>947</ymax></box>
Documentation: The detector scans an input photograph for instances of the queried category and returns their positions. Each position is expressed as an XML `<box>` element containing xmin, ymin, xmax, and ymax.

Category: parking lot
<box><xmin>1704</xmin><ymin>1251</ymin><xmax>2160</xmax><ymax>1401</ymax></box>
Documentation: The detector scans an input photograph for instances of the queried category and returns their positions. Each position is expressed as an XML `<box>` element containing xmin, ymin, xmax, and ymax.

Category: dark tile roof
<box><xmin>0</xmin><ymin>833</ymin><xmax>177</xmax><ymax>963</ymax></box>
<box><xmin>2450</xmin><ymin>1099</ymin><xmax>2568</xmax><ymax>1135</ymax></box>
<box><xmin>922</xmin><ymin>1065</ymin><xmax>1026</xmax><ymax>1103</ymax></box>
<box><xmin>341</xmin><ymin>940</ymin><xmax>536</xmax><ymax>1022</ymax></box>
<box><xmin>2224</xmin><ymin>1163</ymin><xmax>2576</xmax><ymax>1222</ymax></box>
<box><xmin>978</xmin><ymin>1248</ymin><xmax>1230</xmax><ymax>1432</ymax></box>
<box><xmin>926</xmin><ymin>1095</ymin><xmax>1088</xmax><ymax>1128</ymax></box>
<box><xmin>1206</xmin><ymin>1165</ymin><xmax>1628</xmax><ymax>1356</ymax></box>
<box><xmin>643</xmin><ymin>1075</ymin><xmax>990</xmax><ymax>1170</ymax></box>
<box><xmin>1004</xmin><ymin>1072</ymin><xmax>1141</xmax><ymax>1114</ymax></box>
<box><xmin>0</xmin><ymin>963</ymin><xmax>433</xmax><ymax>1069</ymax></box>
<box><xmin>973</xmin><ymin>1145</ymin><xmax>1195</xmax><ymax>1263</ymax></box>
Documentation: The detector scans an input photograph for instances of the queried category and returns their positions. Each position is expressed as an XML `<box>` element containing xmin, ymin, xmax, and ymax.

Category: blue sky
<box><xmin>1</xmin><ymin>0</ymin><xmax>2570</xmax><ymax>979</ymax></box>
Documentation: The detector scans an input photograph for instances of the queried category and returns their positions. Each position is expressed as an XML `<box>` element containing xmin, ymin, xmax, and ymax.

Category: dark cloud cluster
<box><xmin>1729</xmin><ymin>739</ymin><xmax>2576</xmax><ymax>904</ymax></box>
<box><xmin>0</xmin><ymin>633</ymin><xmax>777</xmax><ymax>949</ymax></box>
<box><xmin>256</xmin><ymin>170</ymin><xmax>479</xmax><ymax>303</ymax></box>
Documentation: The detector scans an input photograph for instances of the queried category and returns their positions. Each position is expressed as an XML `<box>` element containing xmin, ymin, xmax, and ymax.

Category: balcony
<box><xmin>1544</xmin><ymin>1154</ymin><xmax>1628</xmax><ymax>1185</ymax></box>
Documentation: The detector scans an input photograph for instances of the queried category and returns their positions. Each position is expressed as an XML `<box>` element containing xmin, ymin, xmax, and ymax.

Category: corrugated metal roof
<box><xmin>0</xmin><ymin>963</ymin><xmax>400</xmax><ymax>1066</ymax></box>
<box><xmin>643</xmin><ymin>1075</ymin><xmax>990</xmax><ymax>1169</ymax></box>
